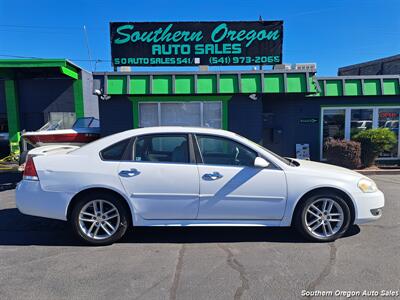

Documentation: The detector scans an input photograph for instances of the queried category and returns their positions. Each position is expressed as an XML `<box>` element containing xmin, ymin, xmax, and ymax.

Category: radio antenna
<box><xmin>259</xmin><ymin>16</ymin><xmax>263</xmax><ymax>70</ymax></box>
<box><xmin>83</xmin><ymin>25</ymin><xmax>93</xmax><ymax>71</ymax></box>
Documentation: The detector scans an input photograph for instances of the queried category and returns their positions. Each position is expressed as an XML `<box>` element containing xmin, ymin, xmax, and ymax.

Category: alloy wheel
<box><xmin>78</xmin><ymin>199</ymin><xmax>121</xmax><ymax>240</ymax></box>
<box><xmin>304</xmin><ymin>198</ymin><xmax>344</xmax><ymax>238</ymax></box>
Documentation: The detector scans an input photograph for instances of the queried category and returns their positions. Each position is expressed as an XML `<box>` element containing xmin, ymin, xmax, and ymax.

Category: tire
<box><xmin>295</xmin><ymin>193</ymin><xmax>351</xmax><ymax>242</ymax></box>
<box><xmin>70</xmin><ymin>192</ymin><xmax>130</xmax><ymax>246</ymax></box>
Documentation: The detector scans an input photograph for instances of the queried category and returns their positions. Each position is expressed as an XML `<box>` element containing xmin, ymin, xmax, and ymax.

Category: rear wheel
<box><xmin>295</xmin><ymin>194</ymin><xmax>351</xmax><ymax>242</ymax></box>
<box><xmin>71</xmin><ymin>192</ymin><xmax>129</xmax><ymax>245</ymax></box>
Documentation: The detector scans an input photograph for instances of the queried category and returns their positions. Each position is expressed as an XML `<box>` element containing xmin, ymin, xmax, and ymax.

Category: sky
<box><xmin>0</xmin><ymin>0</ymin><xmax>399</xmax><ymax>75</ymax></box>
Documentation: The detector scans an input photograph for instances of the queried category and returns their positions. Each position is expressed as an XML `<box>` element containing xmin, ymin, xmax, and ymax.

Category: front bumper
<box><xmin>353</xmin><ymin>190</ymin><xmax>385</xmax><ymax>224</ymax></box>
<box><xmin>16</xmin><ymin>180</ymin><xmax>72</xmax><ymax>221</ymax></box>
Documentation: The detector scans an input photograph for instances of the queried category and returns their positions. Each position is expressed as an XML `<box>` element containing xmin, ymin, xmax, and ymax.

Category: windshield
<box><xmin>73</xmin><ymin>117</ymin><xmax>100</xmax><ymax>129</ymax></box>
<box><xmin>235</xmin><ymin>134</ymin><xmax>292</xmax><ymax>166</ymax></box>
<box><xmin>38</xmin><ymin>120</ymin><xmax>63</xmax><ymax>131</ymax></box>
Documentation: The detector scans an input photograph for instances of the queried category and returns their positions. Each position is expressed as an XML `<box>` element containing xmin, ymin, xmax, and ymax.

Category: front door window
<box><xmin>196</xmin><ymin>134</ymin><xmax>257</xmax><ymax>167</ymax></box>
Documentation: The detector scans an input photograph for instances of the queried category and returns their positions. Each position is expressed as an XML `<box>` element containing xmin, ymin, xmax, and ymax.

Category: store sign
<box><xmin>379</xmin><ymin>112</ymin><xmax>399</xmax><ymax>118</ymax></box>
<box><xmin>110</xmin><ymin>21</ymin><xmax>283</xmax><ymax>66</ymax></box>
<box><xmin>300</xmin><ymin>118</ymin><xmax>319</xmax><ymax>124</ymax></box>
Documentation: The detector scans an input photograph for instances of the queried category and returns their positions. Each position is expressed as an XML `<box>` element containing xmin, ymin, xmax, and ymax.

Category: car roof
<box><xmin>73</xmin><ymin>126</ymin><xmax>240</xmax><ymax>154</ymax></box>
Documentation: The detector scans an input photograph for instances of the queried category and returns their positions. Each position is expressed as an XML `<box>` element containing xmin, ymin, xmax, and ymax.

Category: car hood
<box><xmin>293</xmin><ymin>159</ymin><xmax>363</xmax><ymax>178</ymax></box>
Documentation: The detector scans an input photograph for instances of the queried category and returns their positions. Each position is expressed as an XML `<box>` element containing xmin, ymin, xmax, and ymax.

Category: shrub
<box><xmin>353</xmin><ymin>128</ymin><xmax>397</xmax><ymax>167</ymax></box>
<box><xmin>325</xmin><ymin>138</ymin><xmax>361</xmax><ymax>169</ymax></box>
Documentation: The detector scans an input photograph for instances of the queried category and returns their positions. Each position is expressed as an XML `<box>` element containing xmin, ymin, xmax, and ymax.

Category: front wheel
<box><xmin>70</xmin><ymin>192</ymin><xmax>129</xmax><ymax>246</ymax></box>
<box><xmin>295</xmin><ymin>194</ymin><xmax>351</xmax><ymax>242</ymax></box>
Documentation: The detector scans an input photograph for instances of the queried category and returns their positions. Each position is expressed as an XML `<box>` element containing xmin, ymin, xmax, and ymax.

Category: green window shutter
<box><xmin>264</xmin><ymin>74</ymin><xmax>284</xmax><ymax>93</ymax></box>
<box><xmin>382</xmin><ymin>79</ymin><xmax>399</xmax><ymax>95</ymax></box>
<box><xmin>175</xmin><ymin>75</ymin><xmax>194</xmax><ymax>94</ymax></box>
<box><xmin>325</xmin><ymin>80</ymin><xmax>343</xmax><ymax>96</ymax></box>
<box><xmin>130</xmin><ymin>76</ymin><xmax>149</xmax><ymax>94</ymax></box>
<box><xmin>197</xmin><ymin>75</ymin><xmax>217</xmax><ymax>94</ymax></box>
<box><xmin>364</xmin><ymin>79</ymin><xmax>381</xmax><ymax>96</ymax></box>
<box><xmin>152</xmin><ymin>75</ymin><xmax>172</xmax><ymax>94</ymax></box>
<box><xmin>287</xmin><ymin>73</ymin><xmax>306</xmax><ymax>93</ymax></box>
<box><xmin>219</xmin><ymin>75</ymin><xmax>238</xmax><ymax>93</ymax></box>
<box><xmin>345</xmin><ymin>80</ymin><xmax>362</xmax><ymax>96</ymax></box>
<box><xmin>108</xmin><ymin>76</ymin><xmax>127</xmax><ymax>94</ymax></box>
<box><xmin>241</xmin><ymin>74</ymin><xmax>261</xmax><ymax>93</ymax></box>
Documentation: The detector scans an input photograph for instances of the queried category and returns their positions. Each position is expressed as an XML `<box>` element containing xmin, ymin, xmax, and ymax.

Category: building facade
<box><xmin>93</xmin><ymin>70</ymin><xmax>400</xmax><ymax>162</ymax></box>
<box><xmin>0</xmin><ymin>58</ymin><xmax>399</xmax><ymax>163</ymax></box>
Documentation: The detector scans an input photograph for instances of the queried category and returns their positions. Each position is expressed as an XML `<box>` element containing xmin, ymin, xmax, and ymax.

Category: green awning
<box><xmin>0</xmin><ymin>59</ymin><xmax>80</xmax><ymax>80</ymax></box>
<box><xmin>93</xmin><ymin>70</ymin><xmax>318</xmax><ymax>95</ymax></box>
<box><xmin>313</xmin><ymin>76</ymin><xmax>400</xmax><ymax>97</ymax></box>
<box><xmin>93</xmin><ymin>71</ymin><xmax>400</xmax><ymax>97</ymax></box>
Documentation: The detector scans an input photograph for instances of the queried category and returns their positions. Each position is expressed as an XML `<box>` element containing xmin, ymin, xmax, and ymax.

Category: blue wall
<box><xmin>17</xmin><ymin>78</ymin><xmax>75</xmax><ymax>131</ymax></box>
<box><xmin>228</xmin><ymin>94</ymin><xmax>263</xmax><ymax>143</ymax></box>
<box><xmin>98</xmin><ymin>96</ymin><xmax>133</xmax><ymax>137</ymax></box>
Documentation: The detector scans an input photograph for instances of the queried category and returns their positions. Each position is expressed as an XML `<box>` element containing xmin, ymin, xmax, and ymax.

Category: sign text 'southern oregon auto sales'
<box><xmin>110</xmin><ymin>21</ymin><xmax>283</xmax><ymax>66</ymax></box>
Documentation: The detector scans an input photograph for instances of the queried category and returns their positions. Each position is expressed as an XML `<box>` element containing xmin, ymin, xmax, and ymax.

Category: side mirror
<box><xmin>254</xmin><ymin>157</ymin><xmax>270</xmax><ymax>168</ymax></box>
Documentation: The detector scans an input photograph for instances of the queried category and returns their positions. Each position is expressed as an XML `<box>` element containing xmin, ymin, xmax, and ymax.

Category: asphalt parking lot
<box><xmin>0</xmin><ymin>175</ymin><xmax>399</xmax><ymax>300</ymax></box>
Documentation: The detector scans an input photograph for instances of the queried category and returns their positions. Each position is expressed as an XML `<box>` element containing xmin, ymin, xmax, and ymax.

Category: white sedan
<box><xmin>16</xmin><ymin>127</ymin><xmax>384</xmax><ymax>245</ymax></box>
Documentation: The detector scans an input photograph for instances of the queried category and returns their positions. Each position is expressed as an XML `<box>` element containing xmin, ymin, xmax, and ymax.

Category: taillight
<box><xmin>23</xmin><ymin>156</ymin><xmax>39</xmax><ymax>181</ymax></box>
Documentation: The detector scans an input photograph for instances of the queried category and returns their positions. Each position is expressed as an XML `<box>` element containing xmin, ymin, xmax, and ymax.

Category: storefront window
<box><xmin>378</xmin><ymin>108</ymin><xmax>399</xmax><ymax>158</ymax></box>
<box><xmin>160</xmin><ymin>103</ymin><xmax>201</xmax><ymax>126</ymax></box>
<box><xmin>321</xmin><ymin>107</ymin><xmax>400</xmax><ymax>160</ymax></box>
<box><xmin>322</xmin><ymin>109</ymin><xmax>345</xmax><ymax>158</ymax></box>
<box><xmin>48</xmin><ymin>112</ymin><xmax>76</xmax><ymax>129</ymax></box>
<box><xmin>203</xmin><ymin>102</ymin><xmax>222</xmax><ymax>128</ymax></box>
<box><xmin>139</xmin><ymin>103</ymin><xmax>158</xmax><ymax>127</ymax></box>
<box><xmin>138</xmin><ymin>102</ymin><xmax>222</xmax><ymax>129</ymax></box>
<box><xmin>350</xmin><ymin>109</ymin><xmax>373</xmax><ymax>139</ymax></box>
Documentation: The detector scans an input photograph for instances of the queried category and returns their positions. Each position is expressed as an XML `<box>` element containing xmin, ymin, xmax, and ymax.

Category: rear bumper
<box><xmin>354</xmin><ymin>190</ymin><xmax>385</xmax><ymax>224</ymax></box>
<box><xmin>16</xmin><ymin>180</ymin><xmax>72</xmax><ymax>221</ymax></box>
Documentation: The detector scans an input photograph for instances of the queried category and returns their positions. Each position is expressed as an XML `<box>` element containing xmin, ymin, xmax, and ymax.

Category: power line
<box><xmin>0</xmin><ymin>54</ymin><xmax>111</xmax><ymax>62</ymax></box>
<box><xmin>0</xmin><ymin>24</ymin><xmax>106</xmax><ymax>31</ymax></box>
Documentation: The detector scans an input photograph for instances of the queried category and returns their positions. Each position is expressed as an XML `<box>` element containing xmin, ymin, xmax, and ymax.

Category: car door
<box><xmin>195</xmin><ymin>134</ymin><xmax>287</xmax><ymax>220</ymax></box>
<box><xmin>118</xmin><ymin>133</ymin><xmax>200</xmax><ymax>220</ymax></box>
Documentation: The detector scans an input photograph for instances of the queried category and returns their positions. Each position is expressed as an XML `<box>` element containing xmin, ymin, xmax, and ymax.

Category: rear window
<box><xmin>100</xmin><ymin>139</ymin><xmax>130</xmax><ymax>161</ymax></box>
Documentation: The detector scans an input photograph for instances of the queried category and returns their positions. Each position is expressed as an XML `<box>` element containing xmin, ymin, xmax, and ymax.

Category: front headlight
<box><xmin>358</xmin><ymin>178</ymin><xmax>378</xmax><ymax>193</ymax></box>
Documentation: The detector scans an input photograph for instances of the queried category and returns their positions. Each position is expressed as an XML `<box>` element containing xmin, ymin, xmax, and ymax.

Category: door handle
<box><xmin>119</xmin><ymin>168</ymin><xmax>140</xmax><ymax>178</ymax></box>
<box><xmin>202</xmin><ymin>172</ymin><xmax>223</xmax><ymax>181</ymax></box>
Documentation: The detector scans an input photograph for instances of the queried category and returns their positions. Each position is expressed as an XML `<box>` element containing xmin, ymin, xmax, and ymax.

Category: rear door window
<box><xmin>134</xmin><ymin>134</ymin><xmax>190</xmax><ymax>164</ymax></box>
<box><xmin>100</xmin><ymin>139</ymin><xmax>130</xmax><ymax>161</ymax></box>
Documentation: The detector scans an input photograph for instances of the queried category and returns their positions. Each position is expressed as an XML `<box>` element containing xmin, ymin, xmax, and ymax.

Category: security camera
<box><xmin>94</xmin><ymin>89</ymin><xmax>102</xmax><ymax>96</ymax></box>
<box><xmin>101</xmin><ymin>95</ymin><xmax>111</xmax><ymax>101</ymax></box>
<box><xmin>249</xmin><ymin>94</ymin><xmax>258</xmax><ymax>101</ymax></box>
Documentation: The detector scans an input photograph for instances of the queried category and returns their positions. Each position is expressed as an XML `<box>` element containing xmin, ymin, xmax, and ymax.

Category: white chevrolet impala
<box><xmin>16</xmin><ymin>127</ymin><xmax>384</xmax><ymax>245</ymax></box>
